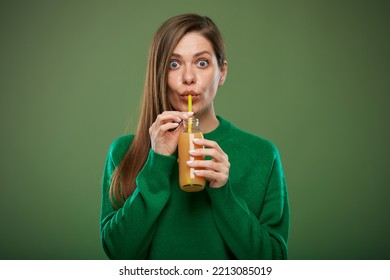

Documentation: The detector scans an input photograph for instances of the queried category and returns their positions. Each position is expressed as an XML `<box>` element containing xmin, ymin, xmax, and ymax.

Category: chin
<box><xmin>170</xmin><ymin>104</ymin><xmax>185</xmax><ymax>112</ymax></box>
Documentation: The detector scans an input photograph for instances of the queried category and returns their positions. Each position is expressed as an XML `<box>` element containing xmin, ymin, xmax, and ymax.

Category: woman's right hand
<box><xmin>149</xmin><ymin>111</ymin><xmax>193</xmax><ymax>156</ymax></box>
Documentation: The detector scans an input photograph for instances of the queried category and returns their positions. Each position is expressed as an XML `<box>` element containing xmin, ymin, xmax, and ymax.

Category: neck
<box><xmin>195</xmin><ymin>105</ymin><xmax>219</xmax><ymax>133</ymax></box>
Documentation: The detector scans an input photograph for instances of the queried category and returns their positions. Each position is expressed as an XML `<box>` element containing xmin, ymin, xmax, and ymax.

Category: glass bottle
<box><xmin>178</xmin><ymin>118</ymin><xmax>206</xmax><ymax>192</ymax></box>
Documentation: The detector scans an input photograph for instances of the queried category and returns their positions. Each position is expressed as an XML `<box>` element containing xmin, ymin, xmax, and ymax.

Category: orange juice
<box><xmin>178</xmin><ymin>119</ymin><xmax>206</xmax><ymax>191</ymax></box>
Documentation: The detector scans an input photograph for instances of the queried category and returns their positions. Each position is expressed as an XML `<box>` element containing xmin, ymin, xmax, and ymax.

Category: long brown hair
<box><xmin>109</xmin><ymin>14</ymin><xmax>226</xmax><ymax>208</ymax></box>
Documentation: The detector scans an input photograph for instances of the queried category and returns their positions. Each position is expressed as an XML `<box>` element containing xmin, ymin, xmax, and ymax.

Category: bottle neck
<box><xmin>183</xmin><ymin>118</ymin><xmax>201</xmax><ymax>133</ymax></box>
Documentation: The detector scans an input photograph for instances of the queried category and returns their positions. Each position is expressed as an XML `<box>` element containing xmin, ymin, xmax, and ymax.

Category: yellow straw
<box><xmin>188</xmin><ymin>94</ymin><xmax>192</xmax><ymax>112</ymax></box>
<box><xmin>188</xmin><ymin>95</ymin><xmax>192</xmax><ymax>133</ymax></box>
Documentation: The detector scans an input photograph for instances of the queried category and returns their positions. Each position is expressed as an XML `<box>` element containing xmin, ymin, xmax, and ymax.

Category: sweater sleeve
<box><xmin>206</xmin><ymin>146</ymin><xmax>290</xmax><ymax>260</ymax></box>
<box><xmin>100</xmin><ymin>145</ymin><xmax>176</xmax><ymax>259</ymax></box>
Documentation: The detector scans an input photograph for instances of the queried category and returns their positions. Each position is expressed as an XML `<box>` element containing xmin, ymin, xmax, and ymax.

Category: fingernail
<box><xmin>183</xmin><ymin>112</ymin><xmax>193</xmax><ymax>118</ymax></box>
<box><xmin>187</xmin><ymin>160</ymin><xmax>193</xmax><ymax>165</ymax></box>
<box><xmin>189</xmin><ymin>149</ymin><xmax>196</xmax><ymax>155</ymax></box>
<box><xmin>193</xmin><ymin>138</ymin><xmax>200</xmax><ymax>143</ymax></box>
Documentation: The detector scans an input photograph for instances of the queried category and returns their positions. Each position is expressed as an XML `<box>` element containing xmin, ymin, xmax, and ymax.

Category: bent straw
<box><xmin>188</xmin><ymin>95</ymin><xmax>192</xmax><ymax>133</ymax></box>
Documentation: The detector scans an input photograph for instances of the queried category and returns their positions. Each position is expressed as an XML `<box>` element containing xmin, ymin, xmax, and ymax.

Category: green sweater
<box><xmin>100</xmin><ymin>116</ymin><xmax>289</xmax><ymax>260</ymax></box>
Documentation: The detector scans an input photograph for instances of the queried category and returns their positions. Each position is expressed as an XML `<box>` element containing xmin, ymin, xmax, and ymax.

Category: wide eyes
<box><xmin>169</xmin><ymin>61</ymin><xmax>180</xmax><ymax>69</ymax></box>
<box><xmin>168</xmin><ymin>59</ymin><xmax>209</xmax><ymax>69</ymax></box>
<box><xmin>197</xmin><ymin>59</ymin><xmax>208</xmax><ymax>68</ymax></box>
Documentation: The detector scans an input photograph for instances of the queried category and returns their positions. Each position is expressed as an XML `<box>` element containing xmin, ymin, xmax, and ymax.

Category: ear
<box><xmin>218</xmin><ymin>60</ymin><xmax>228</xmax><ymax>87</ymax></box>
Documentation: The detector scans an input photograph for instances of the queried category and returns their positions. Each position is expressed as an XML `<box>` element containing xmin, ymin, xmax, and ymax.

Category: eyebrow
<box><xmin>171</xmin><ymin>50</ymin><xmax>212</xmax><ymax>58</ymax></box>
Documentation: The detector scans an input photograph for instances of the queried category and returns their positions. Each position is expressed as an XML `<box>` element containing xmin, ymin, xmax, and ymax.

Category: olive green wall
<box><xmin>1</xmin><ymin>0</ymin><xmax>389</xmax><ymax>259</ymax></box>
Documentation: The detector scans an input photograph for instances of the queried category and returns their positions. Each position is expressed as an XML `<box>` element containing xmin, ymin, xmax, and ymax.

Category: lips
<box><xmin>180</xmin><ymin>90</ymin><xmax>199</xmax><ymax>101</ymax></box>
<box><xmin>180</xmin><ymin>90</ymin><xmax>198</xmax><ymax>96</ymax></box>
<box><xmin>180</xmin><ymin>94</ymin><xmax>199</xmax><ymax>101</ymax></box>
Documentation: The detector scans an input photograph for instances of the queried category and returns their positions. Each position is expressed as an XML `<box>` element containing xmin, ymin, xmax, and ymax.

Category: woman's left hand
<box><xmin>187</xmin><ymin>138</ymin><xmax>230</xmax><ymax>188</ymax></box>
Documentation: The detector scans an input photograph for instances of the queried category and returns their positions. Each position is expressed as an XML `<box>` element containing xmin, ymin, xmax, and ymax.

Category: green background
<box><xmin>1</xmin><ymin>0</ymin><xmax>389</xmax><ymax>259</ymax></box>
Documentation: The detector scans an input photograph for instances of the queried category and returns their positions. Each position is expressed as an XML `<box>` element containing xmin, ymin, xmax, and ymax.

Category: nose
<box><xmin>182</xmin><ymin>66</ymin><xmax>196</xmax><ymax>85</ymax></box>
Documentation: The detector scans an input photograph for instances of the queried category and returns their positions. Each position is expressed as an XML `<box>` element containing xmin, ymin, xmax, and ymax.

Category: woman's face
<box><xmin>167</xmin><ymin>32</ymin><xmax>227</xmax><ymax>115</ymax></box>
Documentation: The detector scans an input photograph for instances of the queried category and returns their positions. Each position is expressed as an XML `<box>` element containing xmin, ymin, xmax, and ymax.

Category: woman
<box><xmin>100</xmin><ymin>13</ymin><xmax>289</xmax><ymax>260</ymax></box>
